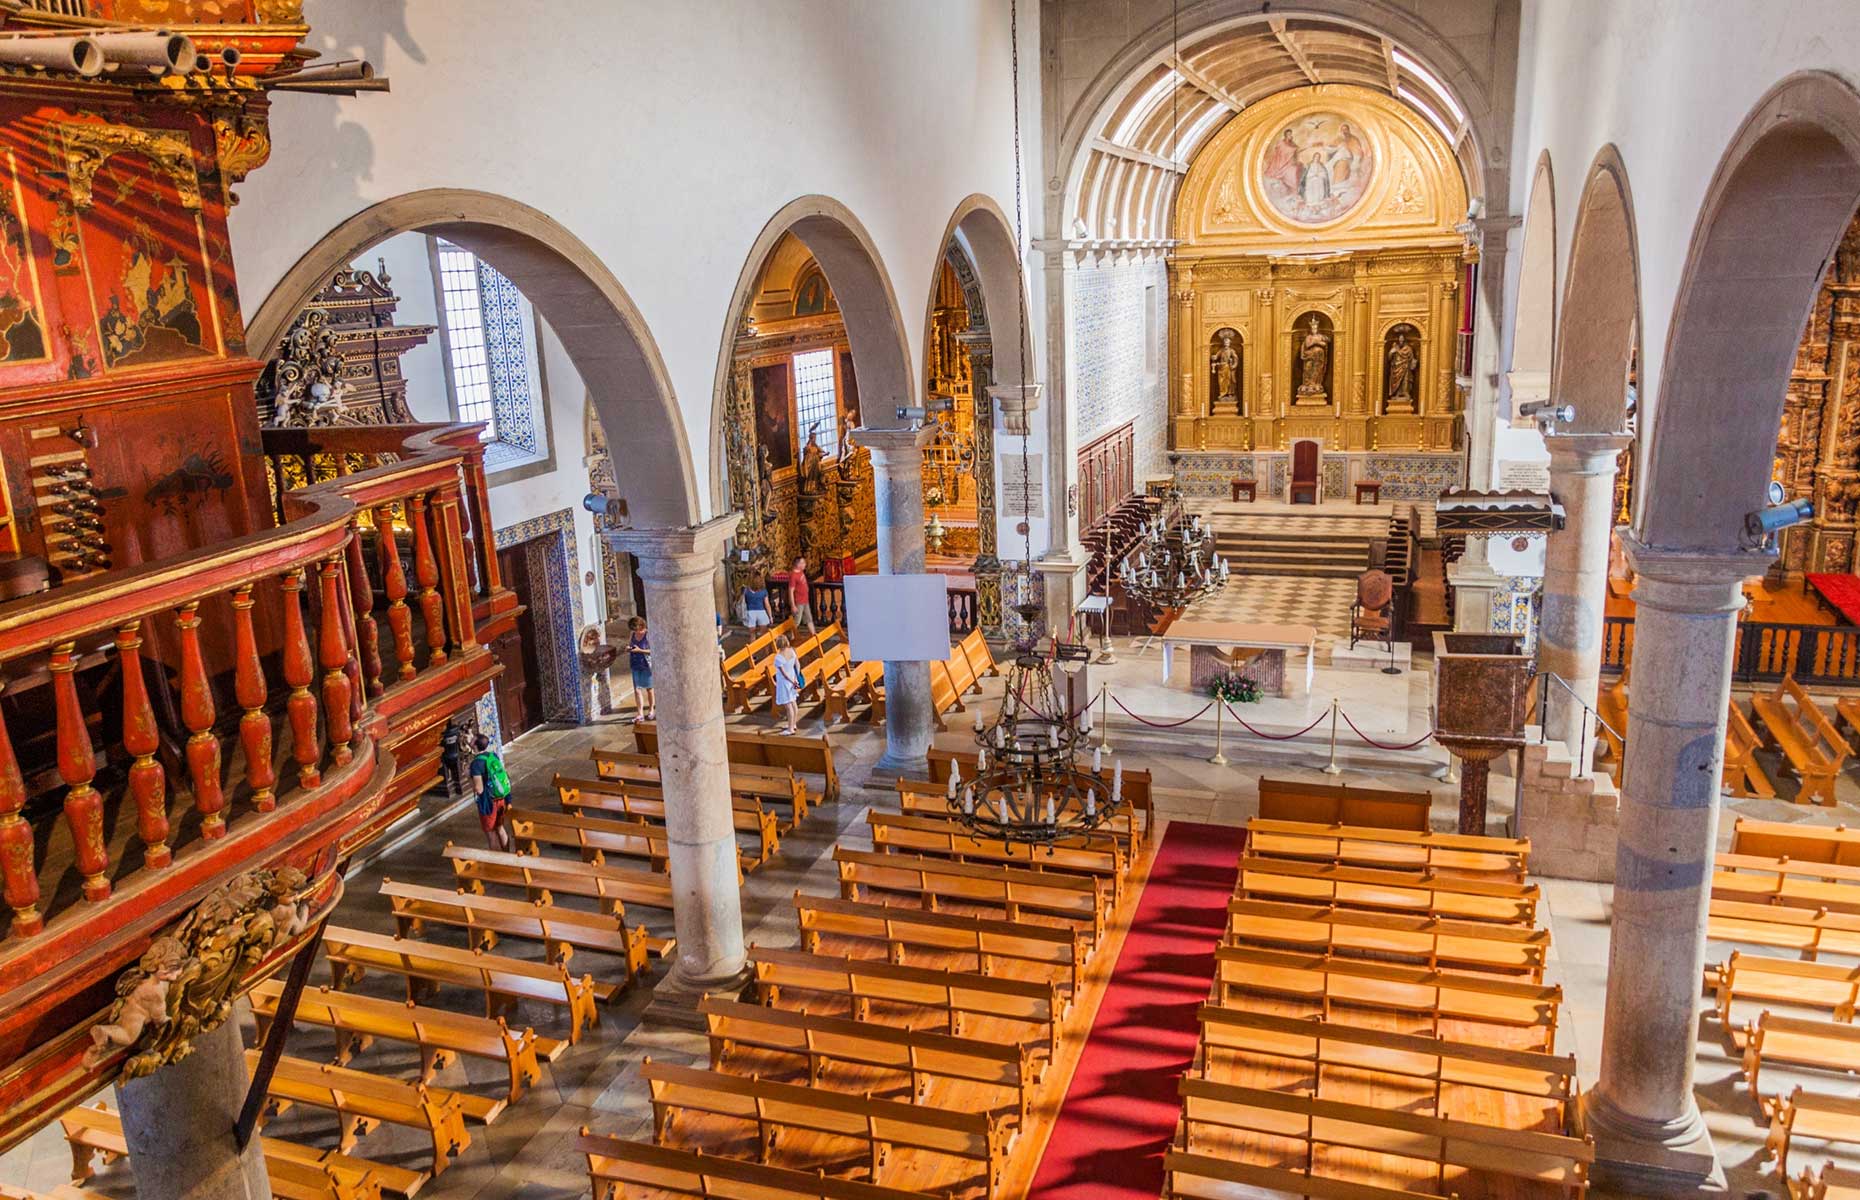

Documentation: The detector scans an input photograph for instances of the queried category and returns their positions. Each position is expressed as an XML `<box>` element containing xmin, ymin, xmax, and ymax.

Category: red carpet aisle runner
<box><xmin>1027</xmin><ymin>820</ymin><xmax>1248</xmax><ymax>1200</ymax></box>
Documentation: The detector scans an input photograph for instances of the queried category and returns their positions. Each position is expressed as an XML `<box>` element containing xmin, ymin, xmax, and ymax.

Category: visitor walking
<box><xmin>786</xmin><ymin>556</ymin><xmax>816</xmax><ymax>636</ymax></box>
<box><xmin>772</xmin><ymin>633</ymin><xmax>804</xmax><ymax>734</ymax></box>
<box><xmin>742</xmin><ymin>572</ymin><xmax>770</xmax><ymax>629</ymax></box>
<box><xmin>470</xmin><ymin>733</ymin><xmax>513</xmax><ymax>851</ymax></box>
<box><xmin>627</xmin><ymin>615</ymin><xmax>653</xmax><ymax>723</ymax></box>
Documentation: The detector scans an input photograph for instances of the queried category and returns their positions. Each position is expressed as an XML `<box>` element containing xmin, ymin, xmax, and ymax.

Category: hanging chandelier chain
<box><xmin>1008</xmin><ymin>0</ymin><xmax>1034</xmax><ymax>575</ymax></box>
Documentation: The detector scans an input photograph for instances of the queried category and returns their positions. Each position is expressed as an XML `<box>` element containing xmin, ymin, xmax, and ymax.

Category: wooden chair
<box><xmin>556</xmin><ymin>772</ymin><xmax>778</xmax><ymax>866</ymax></box>
<box><xmin>1256</xmin><ymin>776</ymin><xmax>1433</xmax><ymax>831</ymax></box>
<box><xmin>1226</xmin><ymin>896</ymin><xmax>1550</xmax><ymax>979</ymax></box>
<box><xmin>1245</xmin><ymin>817</ymin><xmax>1529</xmax><ymax>879</ymax></box>
<box><xmin>1731</xmin><ymin>818</ymin><xmax>1860</xmax><ymax>867</ymax></box>
<box><xmin>250</xmin><ymin>1052</ymin><xmax>469</xmax><ymax>1174</ymax></box>
<box><xmin>699</xmin><ymin>997</ymin><xmax>1034</xmax><ymax>1123</ymax></box>
<box><xmin>1350</xmin><ymin>569</ymin><xmax>1394</xmax><ymax>651</ymax></box>
<box><xmin>322</xmin><ymin>924</ymin><xmax>608</xmax><ymax>1043</ymax></box>
<box><xmin>380</xmin><ymin>879</ymin><xmax>659</xmax><ymax>973</ymax></box>
<box><xmin>1767</xmin><ymin>1086</ymin><xmax>1860</xmax><ymax>1179</ymax></box>
<box><xmin>794</xmin><ymin>890</ymin><xmax>1084</xmax><ymax>996</ymax></box>
<box><xmin>1234</xmin><ymin>854</ymin><xmax>1541</xmax><ymax>925</ymax></box>
<box><xmin>1750</xmin><ymin>676</ymin><xmax>1848</xmax><ymax>805</ymax></box>
<box><xmin>748</xmin><ymin>945</ymin><xmax>1059</xmax><ymax>1048</ymax></box>
<box><xmin>444</xmin><ymin>842</ymin><xmax>675</xmax><ymax>920</ymax></box>
<box><xmin>642</xmin><ymin>1059</ymin><xmax>1008</xmax><ymax>1200</ymax></box>
<box><xmin>250</xmin><ymin>980</ymin><xmax>563</xmax><ymax>1109</ymax></box>
<box><xmin>1713</xmin><ymin>950</ymin><xmax>1860</xmax><ymax>1024</ymax></box>
<box><xmin>1708</xmin><ymin>898</ymin><xmax>1860</xmax><ymax>960</ymax></box>
<box><xmin>833</xmin><ymin>846</ymin><xmax>1106</xmax><ymax>948</ymax></box>
<box><xmin>1741</xmin><ymin>1009</ymin><xmax>1860</xmax><ymax>1099</ymax></box>
<box><xmin>579</xmin><ymin>1132</ymin><xmax>938</xmax><ymax>1200</ymax></box>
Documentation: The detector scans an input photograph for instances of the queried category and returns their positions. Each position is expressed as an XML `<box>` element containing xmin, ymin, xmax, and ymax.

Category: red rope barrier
<box><xmin>1225</xmin><ymin>704</ymin><xmax>1329</xmax><ymax>740</ymax></box>
<box><xmin>1110</xmin><ymin>692</ymin><xmax>1215</xmax><ymax>728</ymax></box>
<box><xmin>1340</xmin><ymin>709</ymin><xmax>1437</xmax><ymax>751</ymax></box>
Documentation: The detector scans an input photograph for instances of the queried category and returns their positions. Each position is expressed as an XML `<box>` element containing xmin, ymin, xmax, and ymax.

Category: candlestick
<box><xmin>1092</xmin><ymin>746</ymin><xmax>1103</xmax><ymax>772</ymax></box>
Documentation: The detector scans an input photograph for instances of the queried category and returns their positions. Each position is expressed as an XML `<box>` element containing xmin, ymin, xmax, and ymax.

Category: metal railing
<box><xmin>1533</xmin><ymin>669</ymin><xmax>1621</xmax><ymax>759</ymax></box>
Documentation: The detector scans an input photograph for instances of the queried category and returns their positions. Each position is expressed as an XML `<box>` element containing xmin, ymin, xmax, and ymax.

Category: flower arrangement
<box><xmin>1209</xmin><ymin>670</ymin><xmax>1261</xmax><ymax>704</ymax></box>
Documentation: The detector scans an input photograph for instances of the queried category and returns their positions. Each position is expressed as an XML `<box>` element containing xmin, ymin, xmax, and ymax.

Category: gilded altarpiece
<box><xmin>1771</xmin><ymin>214</ymin><xmax>1860</xmax><ymax>575</ymax></box>
<box><xmin>1169</xmin><ymin>86</ymin><xmax>1472</xmax><ymax>460</ymax></box>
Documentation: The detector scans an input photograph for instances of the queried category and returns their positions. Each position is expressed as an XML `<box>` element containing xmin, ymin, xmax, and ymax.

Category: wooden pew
<box><xmin>444</xmin><ymin>843</ymin><xmax>676</xmax><ymax>922</ymax></box>
<box><xmin>866</xmin><ymin>809</ymin><xmax>1127</xmax><ymax>904</ymax></box>
<box><xmin>1713</xmin><ymin>950</ymin><xmax>1860</xmax><ymax>1024</ymax></box>
<box><xmin>60</xmin><ymin>1103</ymin><xmax>421</xmax><ymax>1199</ymax></box>
<box><xmin>555</xmin><ymin>772</ymin><xmax>778</xmax><ymax>867</ymax></box>
<box><xmin>591</xmin><ymin>746</ymin><xmax>810</xmax><ymax>828</ymax></box>
<box><xmin>1767</xmin><ymin>1086</ymin><xmax>1860</xmax><ymax>1179</ymax></box>
<box><xmin>926</xmin><ymin>748</ymin><xmax>1151</xmax><ymax>858</ymax></box>
<box><xmin>930</xmin><ymin>655</ymin><xmax>964</xmax><ymax>728</ymax></box>
<box><xmin>894</xmin><ymin>778</ymin><xmax>1145</xmax><ymax>861</ymax></box>
<box><xmin>1751</xmin><ymin>676</ymin><xmax>1849</xmax><ymax>805</ymax></box>
<box><xmin>1194</xmin><ymin>1005</ymin><xmax>1579</xmax><ymax>1123</ymax></box>
<box><xmin>1597</xmin><ymin>668</ymin><xmax>1629</xmax><ymax>782</ymax></box>
<box><xmin>509</xmin><ymin>806</ymin><xmax>746</xmax><ymax>881</ymax></box>
<box><xmin>1245</xmin><ymin>816</ymin><xmax>1529</xmax><ymax>879</ymax></box>
<box><xmin>794</xmin><ymin>891</ymin><xmax>1084</xmax><ymax>996</ymax></box>
<box><xmin>1715</xmin><ymin>852</ymin><xmax>1860</xmax><ymax>916</ymax></box>
<box><xmin>833</xmin><ymin>846</ymin><xmax>1106</xmax><ymax>948</ymax></box>
<box><xmin>1234</xmin><ymin>854</ymin><xmax>1540</xmax><ymax>924</ymax></box>
<box><xmin>1791</xmin><ymin>1160</ymin><xmax>1860</xmax><ymax>1200</ymax></box>
<box><xmin>1731</xmin><ymin>818</ymin><xmax>1860</xmax><ymax>867</ymax></box>
<box><xmin>751</xmin><ymin>623</ymin><xmax>846</xmax><ymax>713</ymax></box>
<box><xmin>749</xmin><ymin>945</ymin><xmax>1059</xmax><ymax>1048</ymax></box>
<box><xmin>380</xmin><ymin>879</ymin><xmax>659</xmax><ymax>973</ymax></box>
<box><xmin>721</xmin><ymin>618</ymin><xmax>795</xmax><ymax>712</ymax></box>
<box><xmin>251</xmin><ymin>979</ymin><xmax>562</xmax><ymax>1109</ymax></box>
<box><xmin>1727</xmin><ymin>702</ymin><xmax>1779</xmax><ymax>798</ymax></box>
<box><xmin>1256</xmin><ymin>775</ymin><xmax>1434</xmax><ymax>831</ymax></box>
<box><xmin>642</xmin><ymin>1059</ymin><xmax>1008</xmax><ymax>1199</ymax></box>
<box><xmin>958</xmin><ymin>629</ymin><xmax>1000</xmax><ymax>685</ymax></box>
<box><xmin>699</xmin><ymin>997</ymin><xmax>1035</xmax><ymax>1123</ymax></box>
<box><xmin>579</xmin><ymin>1132</ymin><xmax>938</xmax><ymax>1200</ymax></box>
<box><xmin>1165</xmin><ymin>1151</ymin><xmax>1454</xmax><ymax>1200</ymax></box>
<box><xmin>0</xmin><ymin>1187</ymin><xmax>110</xmax><ymax>1200</ymax></box>
<box><xmin>1742</xmin><ymin>1010</ymin><xmax>1860</xmax><ymax>1099</ymax></box>
<box><xmin>825</xmin><ymin>658</ymin><xmax>885</xmax><ymax>726</ymax></box>
<box><xmin>1211</xmin><ymin>944</ymin><xmax>1563</xmax><ymax>1049</ymax></box>
<box><xmin>1176</xmin><ymin>1076</ymin><xmax>1594</xmax><ymax>1199</ymax></box>
<box><xmin>320</xmin><ymin>925</ymin><xmax>605</xmax><ymax>1045</ymax></box>
<box><xmin>1708</xmin><ymin>898</ymin><xmax>1860</xmax><ymax>960</ymax></box>
<box><xmin>1225</xmin><ymin>896</ymin><xmax>1550</xmax><ymax>979</ymax></box>
<box><xmin>250</xmin><ymin>1052</ymin><xmax>469</xmax><ymax>1174</ymax></box>
<box><xmin>634</xmin><ymin>721</ymin><xmax>840</xmax><ymax>803</ymax></box>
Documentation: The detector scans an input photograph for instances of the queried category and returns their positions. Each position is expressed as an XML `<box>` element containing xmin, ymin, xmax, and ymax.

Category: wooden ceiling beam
<box><xmin>1091</xmin><ymin>137</ymin><xmax>1190</xmax><ymax>175</ymax></box>
<box><xmin>1269</xmin><ymin>19</ymin><xmax>1320</xmax><ymax>85</ymax></box>
<box><xmin>1380</xmin><ymin>37</ymin><xmax>1400</xmax><ymax>95</ymax></box>
<box><xmin>1165</xmin><ymin>54</ymin><xmax>1245</xmax><ymax>113</ymax></box>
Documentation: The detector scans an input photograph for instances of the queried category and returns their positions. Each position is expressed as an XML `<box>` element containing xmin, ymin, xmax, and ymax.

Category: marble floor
<box><xmin>6</xmin><ymin>641</ymin><xmax>1860</xmax><ymax>1200</ymax></box>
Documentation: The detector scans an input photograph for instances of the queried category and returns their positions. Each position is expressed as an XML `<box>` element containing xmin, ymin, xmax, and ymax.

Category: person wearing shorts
<box><xmin>469</xmin><ymin>734</ymin><xmax>512</xmax><ymax>851</ymax></box>
<box><xmin>743</xmin><ymin>574</ymin><xmax>770</xmax><ymax>629</ymax></box>
<box><xmin>627</xmin><ymin>615</ymin><xmax>654</xmax><ymax>722</ymax></box>
<box><xmin>786</xmin><ymin>557</ymin><xmax>816</xmax><ymax>636</ymax></box>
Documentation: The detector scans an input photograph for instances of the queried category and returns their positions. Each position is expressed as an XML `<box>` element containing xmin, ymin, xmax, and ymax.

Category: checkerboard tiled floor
<box><xmin>1181</xmin><ymin>573</ymin><xmax>1358</xmax><ymax>644</ymax></box>
<box><xmin>1205</xmin><ymin>511</ymin><xmax>1389</xmax><ymax>538</ymax></box>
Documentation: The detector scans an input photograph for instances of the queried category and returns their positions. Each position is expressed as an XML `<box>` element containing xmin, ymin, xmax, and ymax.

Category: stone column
<box><xmin>851</xmin><ymin>426</ymin><xmax>939</xmax><ymax>776</ymax></box>
<box><xmin>1539</xmin><ymin>432</ymin><xmax>1631</xmax><ymax>760</ymax></box>
<box><xmin>605</xmin><ymin>515</ymin><xmax>746</xmax><ymax>1020</ymax></box>
<box><xmin>116</xmin><ymin>1007</ymin><xmax>268</xmax><ymax>1200</ymax></box>
<box><xmin>1581</xmin><ymin>536</ymin><xmax>1768</xmax><ymax>1195</ymax></box>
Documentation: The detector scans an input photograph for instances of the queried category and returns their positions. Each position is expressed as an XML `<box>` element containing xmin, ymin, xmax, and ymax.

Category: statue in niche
<box><xmin>1209</xmin><ymin>328</ymin><xmax>1241</xmax><ymax>415</ymax></box>
<box><xmin>798</xmin><ymin>423</ymin><xmax>828</xmax><ymax>498</ymax></box>
<box><xmin>756</xmin><ymin>442</ymin><xmax>776</xmax><ymax>527</ymax></box>
<box><xmin>1384</xmin><ymin>324</ymin><xmax>1420</xmax><ymax>413</ymax></box>
<box><xmin>1295</xmin><ymin>314</ymin><xmax>1332</xmax><ymax>405</ymax></box>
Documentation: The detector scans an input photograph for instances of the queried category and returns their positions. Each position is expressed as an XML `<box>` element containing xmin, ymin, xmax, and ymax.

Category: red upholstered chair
<box><xmin>1290</xmin><ymin>441</ymin><xmax>1320</xmax><ymax>505</ymax></box>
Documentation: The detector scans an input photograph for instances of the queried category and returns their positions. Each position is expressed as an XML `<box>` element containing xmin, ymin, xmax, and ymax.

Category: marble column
<box><xmin>116</xmin><ymin>1007</ymin><xmax>269</xmax><ymax>1200</ymax></box>
<box><xmin>1581</xmin><ymin>535</ymin><xmax>1769</xmax><ymax>1194</ymax></box>
<box><xmin>1539</xmin><ymin>432</ymin><xmax>1631</xmax><ymax>760</ymax></box>
<box><xmin>605</xmin><ymin>515</ymin><xmax>746</xmax><ymax>1020</ymax></box>
<box><xmin>852</xmin><ymin>426</ymin><xmax>939</xmax><ymax>776</ymax></box>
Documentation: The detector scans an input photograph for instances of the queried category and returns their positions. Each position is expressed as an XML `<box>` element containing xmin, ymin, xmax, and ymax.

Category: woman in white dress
<box><xmin>772</xmin><ymin>634</ymin><xmax>803</xmax><ymax>735</ymax></box>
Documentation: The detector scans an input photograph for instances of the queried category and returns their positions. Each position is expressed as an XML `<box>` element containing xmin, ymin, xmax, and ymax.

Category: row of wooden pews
<box><xmin>577</xmin><ymin>750</ymin><xmax>1144</xmax><ymax>1200</ymax></box>
<box><xmin>1167</xmin><ymin>814</ymin><xmax>1599</xmax><ymax>1200</ymax></box>
<box><xmin>54</xmin><ymin>724</ymin><xmax>844</xmax><ymax>1200</ymax></box>
<box><xmin>1708</xmin><ymin>817</ymin><xmax>1860</xmax><ymax>1185</ymax></box>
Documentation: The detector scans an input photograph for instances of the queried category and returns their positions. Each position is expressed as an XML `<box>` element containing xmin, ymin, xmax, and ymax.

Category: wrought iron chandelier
<box><xmin>944</xmin><ymin>2</ymin><xmax>1124</xmax><ymax>847</ymax></box>
<box><xmin>1119</xmin><ymin>502</ymin><xmax>1229</xmax><ymax>610</ymax></box>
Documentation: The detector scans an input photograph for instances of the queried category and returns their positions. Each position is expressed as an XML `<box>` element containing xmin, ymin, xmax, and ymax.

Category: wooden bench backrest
<box><xmin>578</xmin><ymin>1132</ymin><xmax>937</xmax><ymax>1200</ymax></box>
<box><xmin>749</xmin><ymin>945</ymin><xmax>1056</xmax><ymax>1026</ymax></box>
<box><xmin>795</xmin><ymin>890</ymin><xmax>1079</xmax><ymax>975</ymax></box>
<box><xmin>1732</xmin><ymin>818</ymin><xmax>1860</xmax><ymax>866</ymax></box>
<box><xmin>635</xmin><ymin>721</ymin><xmax>838</xmax><ymax>799</ymax></box>
<box><xmin>959</xmin><ymin>629</ymin><xmax>998</xmax><ymax>680</ymax></box>
<box><xmin>1213</xmin><ymin>944</ymin><xmax>1562</xmax><ymax>1031</ymax></box>
<box><xmin>1226</xmin><ymin>896</ymin><xmax>1548</xmax><ymax>972</ymax></box>
<box><xmin>1785</xmin><ymin>677</ymin><xmax>1849</xmax><ymax>761</ymax></box>
<box><xmin>1257</xmin><ymin>776</ymin><xmax>1433</xmax><ymax>831</ymax></box>
<box><xmin>926</xmin><ymin>747</ymin><xmax>1154</xmax><ymax>818</ymax></box>
<box><xmin>698</xmin><ymin>996</ymin><xmax>1027</xmax><ymax>1086</ymax></box>
<box><xmin>443</xmin><ymin>843</ymin><xmax>672</xmax><ymax>905</ymax></box>
<box><xmin>1245</xmin><ymin>817</ymin><xmax>1528</xmax><ymax>876</ymax></box>
<box><xmin>865</xmin><ymin>809</ymin><xmax>1124</xmax><ymax>878</ymax></box>
<box><xmin>833</xmin><ymin>846</ymin><xmax>1104</xmax><ymax>927</ymax></box>
<box><xmin>1236</xmin><ymin>854</ymin><xmax>1540</xmax><ymax>923</ymax></box>
<box><xmin>1164</xmin><ymin>1150</ymin><xmax>1446</xmax><ymax>1200</ymax></box>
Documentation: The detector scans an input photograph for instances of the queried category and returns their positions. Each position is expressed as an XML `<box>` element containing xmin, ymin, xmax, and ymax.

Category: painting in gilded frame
<box><xmin>1259</xmin><ymin>111</ymin><xmax>1375</xmax><ymax>225</ymax></box>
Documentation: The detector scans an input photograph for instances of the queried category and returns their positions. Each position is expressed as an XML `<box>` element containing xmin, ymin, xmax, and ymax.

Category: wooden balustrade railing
<box><xmin>762</xmin><ymin>577</ymin><xmax>978</xmax><ymax>638</ymax></box>
<box><xmin>1600</xmin><ymin>613</ymin><xmax>1860</xmax><ymax>687</ymax></box>
<box><xmin>0</xmin><ymin>424</ymin><xmax>489</xmax><ymax>949</ymax></box>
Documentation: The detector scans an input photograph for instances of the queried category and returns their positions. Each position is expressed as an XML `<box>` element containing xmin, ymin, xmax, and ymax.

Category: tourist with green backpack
<box><xmin>470</xmin><ymin>733</ymin><xmax>514</xmax><ymax>851</ymax></box>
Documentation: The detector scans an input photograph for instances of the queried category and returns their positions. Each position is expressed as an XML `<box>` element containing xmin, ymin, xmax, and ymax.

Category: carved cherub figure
<box><xmin>84</xmin><ymin>937</ymin><xmax>190</xmax><ymax>1066</ymax></box>
<box><xmin>264</xmin><ymin>866</ymin><xmax>310</xmax><ymax>940</ymax></box>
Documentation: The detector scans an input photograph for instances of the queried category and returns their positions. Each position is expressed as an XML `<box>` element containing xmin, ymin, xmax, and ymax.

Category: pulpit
<box><xmin>1432</xmin><ymin>632</ymin><xmax>1532</xmax><ymax>834</ymax></box>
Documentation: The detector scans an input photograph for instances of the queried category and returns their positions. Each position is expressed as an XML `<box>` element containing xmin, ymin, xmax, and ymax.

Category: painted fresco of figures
<box><xmin>1209</xmin><ymin>327</ymin><xmax>1241</xmax><ymax>414</ymax></box>
<box><xmin>1384</xmin><ymin>324</ymin><xmax>1420</xmax><ymax>411</ymax></box>
<box><xmin>1260</xmin><ymin>111</ymin><xmax>1375</xmax><ymax>225</ymax></box>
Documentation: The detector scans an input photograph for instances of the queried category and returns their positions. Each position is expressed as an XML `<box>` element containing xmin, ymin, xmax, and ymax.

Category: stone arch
<box><xmin>1551</xmin><ymin>147</ymin><xmax>1640</xmax><ymax>435</ymax></box>
<box><xmin>246</xmin><ymin>188</ymin><xmax>699</xmax><ymax>527</ymax></box>
<box><xmin>923</xmin><ymin>194</ymin><xmax>1030</xmax><ymax>387</ymax></box>
<box><xmin>1509</xmin><ymin>152</ymin><xmax>1557</xmax><ymax>393</ymax></box>
<box><xmin>706</xmin><ymin>195</ymin><xmax>915</xmax><ymax>517</ymax></box>
<box><xmin>1641</xmin><ymin>71</ymin><xmax>1860</xmax><ymax>550</ymax></box>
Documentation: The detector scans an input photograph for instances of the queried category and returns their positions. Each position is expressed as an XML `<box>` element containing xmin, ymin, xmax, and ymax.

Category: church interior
<box><xmin>6</xmin><ymin>3</ymin><xmax>1860</xmax><ymax>1199</ymax></box>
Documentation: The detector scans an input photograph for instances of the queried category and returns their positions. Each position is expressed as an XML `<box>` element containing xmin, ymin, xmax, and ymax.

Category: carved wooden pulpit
<box><xmin>1431</xmin><ymin>632</ymin><xmax>1533</xmax><ymax>834</ymax></box>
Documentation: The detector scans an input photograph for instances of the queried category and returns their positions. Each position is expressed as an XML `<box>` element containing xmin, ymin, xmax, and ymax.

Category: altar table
<box><xmin>1160</xmin><ymin>620</ymin><xmax>1318</xmax><ymax>699</ymax></box>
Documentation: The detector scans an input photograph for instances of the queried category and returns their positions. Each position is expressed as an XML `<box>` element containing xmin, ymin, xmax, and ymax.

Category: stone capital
<box><xmin>1619</xmin><ymin>532</ymin><xmax>1770</xmax><ymax>616</ymax></box>
<box><xmin>986</xmin><ymin>382</ymin><xmax>1043</xmax><ymax>436</ymax></box>
<box><xmin>604</xmin><ymin>513</ymin><xmax>741</xmax><ymax>582</ymax></box>
<box><xmin>850</xmin><ymin>423</ymin><xmax>937</xmax><ymax>467</ymax></box>
<box><xmin>1544</xmin><ymin>431</ymin><xmax>1632</xmax><ymax>475</ymax></box>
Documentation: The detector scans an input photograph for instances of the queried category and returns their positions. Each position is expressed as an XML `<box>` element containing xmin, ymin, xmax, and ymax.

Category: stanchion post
<box><xmin>1322</xmin><ymin>697</ymin><xmax>1344</xmax><ymax>775</ymax></box>
<box><xmin>1208</xmin><ymin>699</ymin><xmax>1228</xmax><ymax>766</ymax></box>
<box><xmin>1097</xmin><ymin>688</ymin><xmax>1113</xmax><ymax>755</ymax></box>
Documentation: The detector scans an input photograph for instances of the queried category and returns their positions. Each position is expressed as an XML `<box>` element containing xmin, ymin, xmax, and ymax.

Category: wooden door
<box><xmin>492</xmin><ymin>544</ymin><xmax>546</xmax><ymax>742</ymax></box>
